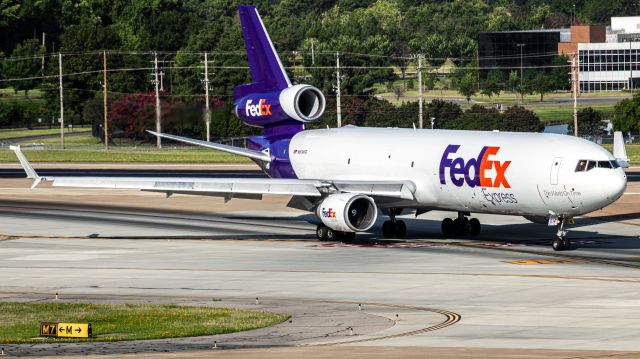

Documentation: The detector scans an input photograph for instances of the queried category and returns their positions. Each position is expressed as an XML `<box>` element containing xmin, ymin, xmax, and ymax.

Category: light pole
<box><xmin>430</xmin><ymin>117</ymin><xmax>435</xmax><ymax>129</ymax></box>
<box><xmin>516</xmin><ymin>43</ymin><xmax>526</xmax><ymax>104</ymax></box>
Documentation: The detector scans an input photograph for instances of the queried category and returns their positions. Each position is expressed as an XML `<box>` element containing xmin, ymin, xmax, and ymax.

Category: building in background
<box><xmin>478</xmin><ymin>17</ymin><xmax>640</xmax><ymax>93</ymax></box>
<box><xmin>578</xmin><ymin>42</ymin><xmax>640</xmax><ymax>92</ymax></box>
<box><xmin>477</xmin><ymin>30</ymin><xmax>566</xmax><ymax>80</ymax></box>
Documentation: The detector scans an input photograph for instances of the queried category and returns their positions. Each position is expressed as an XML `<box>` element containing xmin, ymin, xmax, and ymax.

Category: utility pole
<box><xmin>417</xmin><ymin>54</ymin><xmax>423</xmax><ymax>129</ymax></box>
<box><xmin>159</xmin><ymin>71</ymin><xmax>165</xmax><ymax>91</ymax></box>
<box><xmin>517</xmin><ymin>43</ymin><xmax>526</xmax><ymax>105</ymax></box>
<box><xmin>41</xmin><ymin>32</ymin><xmax>45</xmax><ymax>75</ymax></box>
<box><xmin>154</xmin><ymin>52</ymin><xmax>161</xmax><ymax>148</ymax></box>
<box><xmin>103</xmin><ymin>50</ymin><xmax>108</xmax><ymax>150</ymax></box>
<box><xmin>572</xmin><ymin>52</ymin><xmax>578</xmax><ymax>136</ymax></box>
<box><xmin>58</xmin><ymin>52</ymin><xmax>64</xmax><ymax>149</ymax></box>
<box><xmin>203</xmin><ymin>52</ymin><xmax>211</xmax><ymax>142</ymax></box>
<box><xmin>311</xmin><ymin>41</ymin><xmax>315</xmax><ymax>65</ymax></box>
<box><xmin>336</xmin><ymin>52</ymin><xmax>342</xmax><ymax>128</ymax></box>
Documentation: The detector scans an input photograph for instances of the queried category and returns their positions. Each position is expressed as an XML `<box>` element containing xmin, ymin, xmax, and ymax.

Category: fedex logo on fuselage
<box><xmin>245</xmin><ymin>98</ymin><xmax>272</xmax><ymax>117</ymax></box>
<box><xmin>439</xmin><ymin>145</ymin><xmax>511</xmax><ymax>188</ymax></box>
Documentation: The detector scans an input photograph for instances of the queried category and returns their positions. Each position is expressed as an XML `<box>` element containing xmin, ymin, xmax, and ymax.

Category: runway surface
<box><xmin>0</xmin><ymin>173</ymin><xmax>640</xmax><ymax>357</ymax></box>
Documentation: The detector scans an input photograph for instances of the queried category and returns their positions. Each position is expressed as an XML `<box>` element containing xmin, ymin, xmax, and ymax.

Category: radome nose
<box><xmin>604</xmin><ymin>170</ymin><xmax>627</xmax><ymax>202</ymax></box>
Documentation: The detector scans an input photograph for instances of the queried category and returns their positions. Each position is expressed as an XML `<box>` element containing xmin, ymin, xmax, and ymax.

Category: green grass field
<box><xmin>0</xmin><ymin>302</ymin><xmax>288</xmax><ymax>343</ymax></box>
<box><xmin>0</xmin><ymin>128</ymin><xmax>91</xmax><ymax>140</ymax></box>
<box><xmin>0</xmin><ymin>147</ymin><xmax>251</xmax><ymax>163</ymax></box>
<box><xmin>16</xmin><ymin>134</ymin><xmax>103</xmax><ymax>147</ymax></box>
<box><xmin>603</xmin><ymin>144</ymin><xmax>640</xmax><ymax>163</ymax></box>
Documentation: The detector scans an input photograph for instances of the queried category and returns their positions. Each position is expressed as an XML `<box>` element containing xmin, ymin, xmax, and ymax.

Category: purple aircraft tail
<box><xmin>234</xmin><ymin>5</ymin><xmax>291</xmax><ymax>100</ymax></box>
<box><xmin>233</xmin><ymin>5</ymin><xmax>326</xmax><ymax>178</ymax></box>
<box><xmin>233</xmin><ymin>6</ymin><xmax>325</xmax><ymax>137</ymax></box>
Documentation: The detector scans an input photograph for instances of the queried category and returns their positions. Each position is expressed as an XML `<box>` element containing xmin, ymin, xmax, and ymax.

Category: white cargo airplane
<box><xmin>12</xmin><ymin>5</ymin><xmax>629</xmax><ymax>251</ymax></box>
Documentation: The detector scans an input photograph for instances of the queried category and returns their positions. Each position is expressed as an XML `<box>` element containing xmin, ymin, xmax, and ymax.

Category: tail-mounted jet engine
<box><xmin>316</xmin><ymin>193</ymin><xmax>378</xmax><ymax>232</ymax></box>
<box><xmin>235</xmin><ymin>84</ymin><xmax>325</xmax><ymax>126</ymax></box>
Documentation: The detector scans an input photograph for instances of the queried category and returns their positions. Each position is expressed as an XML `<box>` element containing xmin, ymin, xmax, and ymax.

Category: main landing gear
<box><xmin>441</xmin><ymin>212</ymin><xmax>481</xmax><ymax>237</ymax></box>
<box><xmin>551</xmin><ymin>216</ymin><xmax>571</xmax><ymax>251</ymax></box>
<box><xmin>382</xmin><ymin>208</ymin><xmax>406</xmax><ymax>239</ymax></box>
<box><xmin>316</xmin><ymin>224</ymin><xmax>356</xmax><ymax>242</ymax></box>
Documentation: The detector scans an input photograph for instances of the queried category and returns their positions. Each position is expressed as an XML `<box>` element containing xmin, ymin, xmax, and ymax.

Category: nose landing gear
<box><xmin>441</xmin><ymin>212</ymin><xmax>481</xmax><ymax>237</ymax></box>
<box><xmin>551</xmin><ymin>216</ymin><xmax>571</xmax><ymax>251</ymax></box>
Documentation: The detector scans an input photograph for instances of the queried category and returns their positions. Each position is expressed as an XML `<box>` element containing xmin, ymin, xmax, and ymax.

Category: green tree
<box><xmin>449</xmin><ymin>105</ymin><xmax>501</xmax><ymax>130</ymax></box>
<box><xmin>612</xmin><ymin>94</ymin><xmax>640</xmax><ymax>133</ymax></box>
<box><xmin>454</xmin><ymin>68</ymin><xmax>477</xmax><ymax>103</ymax></box>
<box><xmin>550</xmin><ymin>55</ymin><xmax>570</xmax><ymax>91</ymax></box>
<box><xmin>3</xmin><ymin>39</ymin><xmax>44</xmax><ymax>97</ymax></box>
<box><xmin>481</xmin><ymin>70</ymin><xmax>502</xmax><ymax>102</ymax></box>
<box><xmin>507</xmin><ymin>71</ymin><xmax>519</xmax><ymax>94</ymax></box>
<box><xmin>569</xmin><ymin>107</ymin><xmax>605</xmax><ymax>136</ymax></box>
<box><xmin>500</xmin><ymin>106</ymin><xmax>543</xmax><ymax>132</ymax></box>
<box><xmin>486</xmin><ymin>6</ymin><xmax>513</xmax><ymax>32</ymax></box>
<box><xmin>426</xmin><ymin>99</ymin><xmax>463</xmax><ymax>129</ymax></box>
<box><xmin>533</xmin><ymin>72</ymin><xmax>552</xmax><ymax>102</ymax></box>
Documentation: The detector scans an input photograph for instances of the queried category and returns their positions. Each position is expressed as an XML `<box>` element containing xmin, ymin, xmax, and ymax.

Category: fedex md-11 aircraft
<box><xmin>12</xmin><ymin>5</ymin><xmax>629</xmax><ymax>251</ymax></box>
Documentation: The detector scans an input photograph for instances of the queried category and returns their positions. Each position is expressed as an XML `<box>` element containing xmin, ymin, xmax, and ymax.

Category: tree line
<box><xmin>1</xmin><ymin>0</ymin><xmax>637</xmax><ymax>139</ymax></box>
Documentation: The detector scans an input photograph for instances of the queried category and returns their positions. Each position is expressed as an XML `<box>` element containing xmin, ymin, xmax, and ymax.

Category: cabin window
<box><xmin>575</xmin><ymin>160</ymin><xmax>587</xmax><ymax>172</ymax></box>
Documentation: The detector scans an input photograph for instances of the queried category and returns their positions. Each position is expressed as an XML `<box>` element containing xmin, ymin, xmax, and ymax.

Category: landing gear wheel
<box><xmin>394</xmin><ymin>220</ymin><xmax>406</xmax><ymax>239</ymax></box>
<box><xmin>316</xmin><ymin>224</ymin><xmax>328</xmax><ymax>241</ymax></box>
<box><xmin>342</xmin><ymin>232</ymin><xmax>356</xmax><ymax>242</ymax></box>
<box><xmin>453</xmin><ymin>217</ymin><xmax>469</xmax><ymax>236</ymax></box>
<box><xmin>552</xmin><ymin>237</ymin><xmax>566</xmax><ymax>251</ymax></box>
<box><xmin>382</xmin><ymin>220</ymin><xmax>394</xmax><ymax>239</ymax></box>
<box><xmin>326</xmin><ymin>228</ymin><xmax>342</xmax><ymax>241</ymax></box>
<box><xmin>441</xmin><ymin>218</ymin><xmax>454</xmax><ymax>237</ymax></box>
<box><xmin>552</xmin><ymin>216</ymin><xmax>571</xmax><ymax>251</ymax></box>
<box><xmin>468</xmin><ymin>218</ymin><xmax>481</xmax><ymax>236</ymax></box>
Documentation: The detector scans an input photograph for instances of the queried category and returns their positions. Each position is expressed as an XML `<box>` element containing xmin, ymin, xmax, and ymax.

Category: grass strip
<box><xmin>0</xmin><ymin>128</ymin><xmax>90</xmax><ymax>140</ymax></box>
<box><xmin>0</xmin><ymin>302</ymin><xmax>288</xmax><ymax>343</ymax></box>
<box><xmin>0</xmin><ymin>148</ymin><xmax>251</xmax><ymax>163</ymax></box>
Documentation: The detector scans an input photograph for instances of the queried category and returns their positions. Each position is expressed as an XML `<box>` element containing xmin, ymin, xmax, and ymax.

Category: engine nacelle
<box><xmin>235</xmin><ymin>84</ymin><xmax>325</xmax><ymax>127</ymax></box>
<box><xmin>316</xmin><ymin>193</ymin><xmax>377</xmax><ymax>232</ymax></box>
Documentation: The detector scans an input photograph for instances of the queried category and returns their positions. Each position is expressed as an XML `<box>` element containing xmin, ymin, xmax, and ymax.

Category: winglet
<box><xmin>613</xmin><ymin>131</ymin><xmax>630</xmax><ymax>168</ymax></box>
<box><xmin>10</xmin><ymin>145</ymin><xmax>43</xmax><ymax>188</ymax></box>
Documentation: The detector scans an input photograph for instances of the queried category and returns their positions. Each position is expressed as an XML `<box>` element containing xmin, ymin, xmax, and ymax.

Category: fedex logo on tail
<box><xmin>439</xmin><ymin>145</ymin><xmax>511</xmax><ymax>188</ymax></box>
<box><xmin>245</xmin><ymin>98</ymin><xmax>272</xmax><ymax>117</ymax></box>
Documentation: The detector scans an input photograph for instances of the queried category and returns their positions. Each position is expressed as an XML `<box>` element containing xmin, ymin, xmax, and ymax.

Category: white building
<box><xmin>611</xmin><ymin>17</ymin><xmax>640</xmax><ymax>34</ymax></box>
<box><xmin>578</xmin><ymin>42</ymin><xmax>640</xmax><ymax>92</ymax></box>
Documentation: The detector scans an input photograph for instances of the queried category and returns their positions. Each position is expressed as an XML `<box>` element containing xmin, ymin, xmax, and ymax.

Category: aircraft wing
<box><xmin>9</xmin><ymin>146</ymin><xmax>416</xmax><ymax>202</ymax></box>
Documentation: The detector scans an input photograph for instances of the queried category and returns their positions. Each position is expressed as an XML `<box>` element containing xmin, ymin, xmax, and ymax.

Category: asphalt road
<box><xmin>0</xmin><ymin>176</ymin><xmax>639</xmax><ymax>357</ymax></box>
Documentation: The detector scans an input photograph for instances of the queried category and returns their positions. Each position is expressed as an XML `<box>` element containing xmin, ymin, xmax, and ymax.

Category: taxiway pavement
<box><xmin>0</xmin><ymin>169</ymin><xmax>639</xmax><ymax>358</ymax></box>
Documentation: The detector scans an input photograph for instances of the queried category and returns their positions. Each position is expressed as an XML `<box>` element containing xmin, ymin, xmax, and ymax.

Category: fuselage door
<box><xmin>550</xmin><ymin>157</ymin><xmax>562</xmax><ymax>185</ymax></box>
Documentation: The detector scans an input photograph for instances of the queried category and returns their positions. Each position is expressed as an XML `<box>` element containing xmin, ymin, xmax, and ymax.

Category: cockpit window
<box><xmin>575</xmin><ymin>160</ymin><xmax>587</xmax><ymax>172</ymax></box>
<box><xmin>575</xmin><ymin>159</ymin><xmax>618</xmax><ymax>171</ymax></box>
<box><xmin>597</xmin><ymin>160</ymin><xmax>612</xmax><ymax>169</ymax></box>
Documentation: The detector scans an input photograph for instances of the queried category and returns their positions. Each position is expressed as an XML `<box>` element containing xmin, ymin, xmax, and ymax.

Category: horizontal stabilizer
<box><xmin>147</xmin><ymin>131</ymin><xmax>271</xmax><ymax>163</ymax></box>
